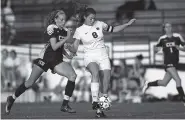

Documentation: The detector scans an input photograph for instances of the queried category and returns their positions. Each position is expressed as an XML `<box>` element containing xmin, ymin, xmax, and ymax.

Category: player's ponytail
<box><xmin>45</xmin><ymin>10</ymin><xmax>65</xmax><ymax>29</ymax></box>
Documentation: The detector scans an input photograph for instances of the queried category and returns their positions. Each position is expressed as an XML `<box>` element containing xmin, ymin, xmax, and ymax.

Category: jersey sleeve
<box><xmin>100</xmin><ymin>21</ymin><xmax>114</xmax><ymax>33</ymax></box>
<box><xmin>156</xmin><ymin>37</ymin><xmax>163</xmax><ymax>47</ymax></box>
<box><xmin>46</xmin><ymin>24</ymin><xmax>58</xmax><ymax>39</ymax></box>
<box><xmin>178</xmin><ymin>34</ymin><xmax>185</xmax><ymax>46</ymax></box>
<box><xmin>73</xmin><ymin>28</ymin><xmax>81</xmax><ymax>40</ymax></box>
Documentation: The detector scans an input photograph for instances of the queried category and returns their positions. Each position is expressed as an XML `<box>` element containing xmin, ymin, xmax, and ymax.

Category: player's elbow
<box><xmin>112</xmin><ymin>27</ymin><xmax>123</xmax><ymax>33</ymax></box>
<box><xmin>112</xmin><ymin>28</ymin><xmax>119</xmax><ymax>33</ymax></box>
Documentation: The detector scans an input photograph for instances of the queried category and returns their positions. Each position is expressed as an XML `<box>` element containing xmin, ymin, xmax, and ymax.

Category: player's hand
<box><xmin>127</xmin><ymin>18</ymin><xmax>136</xmax><ymax>26</ymax></box>
<box><xmin>175</xmin><ymin>45</ymin><xmax>180</xmax><ymax>50</ymax></box>
<box><xmin>67</xmin><ymin>52</ymin><xmax>76</xmax><ymax>59</ymax></box>
<box><xmin>154</xmin><ymin>45</ymin><xmax>161</xmax><ymax>53</ymax></box>
<box><xmin>62</xmin><ymin>30</ymin><xmax>71</xmax><ymax>42</ymax></box>
<box><xmin>64</xmin><ymin>43</ymin><xmax>71</xmax><ymax>49</ymax></box>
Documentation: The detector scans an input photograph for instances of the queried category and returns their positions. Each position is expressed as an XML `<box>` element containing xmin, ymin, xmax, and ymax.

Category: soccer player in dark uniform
<box><xmin>143</xmin><ymin>23</ymin><xmax>185</xmax><ymax>104</ymax></box>
<box><xmin>5</xmin><ymin>10</ymin><xmax>77</xmax><ymax>115</ymax></box>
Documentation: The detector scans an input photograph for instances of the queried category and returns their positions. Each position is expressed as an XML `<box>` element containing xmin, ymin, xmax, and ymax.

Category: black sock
<box><xmin>14</xmin><ymin>83</ymin><xmax>28</xmax><ymax>98</ymax></box>
<box><xmin>148</xmin><ymin>80</ymin><xmax>158</xmax><ymax>87</ymax></box>
<box><xmin>62</xmin><ymin>80</ymin><xmax>75</xmax><ymax>106</ymax></box>
<box><xmin>65</xmin><ymin>80</ymin><xmax>75</xmax><ymax>97</ymax></box>
<box><xmin>177</xmin><ymin>87</ymin><xmax>185</xmax><ymax>98</ymax></box>
<box><xmin>62</xmin><ymin>100</ymin><xmax>69</xmax><ymax>106</ymax></box>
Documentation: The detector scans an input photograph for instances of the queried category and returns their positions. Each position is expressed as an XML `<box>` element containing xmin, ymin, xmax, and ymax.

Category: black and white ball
<box><xmin>99</xmin><ymin>96</ymin><xmax>112</xmax><ymax>110</ymax></box>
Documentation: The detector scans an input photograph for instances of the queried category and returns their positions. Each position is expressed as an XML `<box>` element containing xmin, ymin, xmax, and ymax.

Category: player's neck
<box><xmin>166</xmin><ymin>33</ymin><xmax>173</xmax><ymax>37</ymax></box>
<box><xmin>56</xmin><ymin>24</ymin><xmax>64</xmax><ymax>30</ymax></box>
<box><xmin>84</xmin><ymin>22</ymin><xmax>93</xmax><ymax>26</ymax></box>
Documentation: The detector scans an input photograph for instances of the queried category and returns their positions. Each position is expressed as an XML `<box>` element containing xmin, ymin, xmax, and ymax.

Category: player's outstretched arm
<box><xmin>154</xmin><ymin>45</ymin><xmax>162</xmax><ymax>53</ymax></box>
<box><xmin>175</xmin><ymin>45</ymin><xmax>185</xmax><ymax>52</ymax></box>
<box><xmin>63</xmin><ymin>49</ymin><xmax>74</xmax><ymax>59</ymax></box>
<box><xmin>176</xmin><ymin>34</ymin><xmax>185</xmax><ymax>51</ymax></box>
<box><xmin>113</xmin><ymin>19</ymin><xmax>136</xmax><ymax>33</ymax></box>
<box><xmin>66</xmin><ymin>39</ymin><xmax>80</xmax><ymax>53</ymax></box>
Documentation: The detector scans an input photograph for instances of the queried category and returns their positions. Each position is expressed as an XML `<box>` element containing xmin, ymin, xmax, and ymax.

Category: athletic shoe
<box><xmin>60</xmin><ymin>104</ymin><xmax>76</xmax><ymax>113</ymax></box>
<box><xmin>96</xmin><ymin>111</ymin><xmax>107</xmax><ymax>118</ymax></box>
<box><xmin>5</xmin><ymin>96</ymin><xmax>15</xmax><ymax>115</ymax></box>
<box><xmin>142</xmin><ymin>80</ymin><xmax>149</xmax><ymax>94</ymax></box>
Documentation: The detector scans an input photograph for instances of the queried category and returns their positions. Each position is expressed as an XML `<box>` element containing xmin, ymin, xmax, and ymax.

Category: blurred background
<box><xmin>1</xmin><ymin>0</ymin><xmax>185</xmax><ymax>104</ymax></box>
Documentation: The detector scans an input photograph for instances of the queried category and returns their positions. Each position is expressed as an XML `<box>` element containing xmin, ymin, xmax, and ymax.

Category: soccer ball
<box><xmin>99</xmin><ymin>96</ymin><xmax>111</xmax><ymax>110</ymax></box>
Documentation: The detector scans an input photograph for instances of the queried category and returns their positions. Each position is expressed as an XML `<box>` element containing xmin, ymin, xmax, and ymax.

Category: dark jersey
<box><xmin>43</xmin><ymin>24</ymin><xmax>68</xmax><ymax>54</ymax></box>
<box><xmin>156</xmin><ymin>33</ymin><xmax>185</xmax><ymax>65</ymax></box>
<box><xmin>34</xmin><ymin>24</ymin><xmax>69</xmax><ymax>73</ymax></box>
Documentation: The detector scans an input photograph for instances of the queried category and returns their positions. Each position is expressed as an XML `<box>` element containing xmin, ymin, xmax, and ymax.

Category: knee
<box><xmin>158</xmin><ymin>81</ymin><xmax>167</xmax><ymax>87</ymax></box>
<box><xmin>91</xmin><ymin>71</ymin><xmax>99</xmax><ymax>81</ymax></box>
<box><xmin>68</xmin><ymin>73</ymin><xmax>77</xmax><ymax>82</ymax></box>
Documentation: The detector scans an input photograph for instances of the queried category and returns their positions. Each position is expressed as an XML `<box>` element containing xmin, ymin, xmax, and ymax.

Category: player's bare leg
<box><xmin>86</xmin><ymin>63</ymin><xmax>105</xmax><ymax>118</ymax></box>
<box><xmin>5</xmin><ymin>65</ymin><xmax>44</xmax><ymax>115</ymax></box>
<box><xmin>54</xmin><ymin>62</ymin><xmax>76</xmax><ymax>113</ymax></box>
<box><xmin>97</xmin><ymin>70</ymin><xmax>112</xmax><ymax>118</ymax></box>
<box><xmin>167</xmin><ymin>67</ymin><xmax>185</xmax><ymax>105</ymax></box>
<box><xmin>143</xmin><ymin>72</ymin><xmax>172</xmax><ymax>94</ymax></box>
<box><xmin>100</xmin><ymin>70</ymin><xmax>111</xmax><ymax>96</ymax></box>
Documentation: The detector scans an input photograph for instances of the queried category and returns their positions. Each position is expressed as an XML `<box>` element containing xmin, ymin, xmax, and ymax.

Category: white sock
<box><xmin>97</xmin><ymin>108</ymin><xmax>101</xmax><ymax>113</ymax></box>
<box><xmin>91</xmin><ymin>82</ymin><xmax>99</xmax><ymax>102</ymax></box>
<box><xmin>63</xmin><ymin>95</ymin><xmax>70</xmax><ymax>101</ymax></box>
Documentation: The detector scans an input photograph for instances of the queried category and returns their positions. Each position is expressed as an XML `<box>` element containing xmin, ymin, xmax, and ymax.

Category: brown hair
<box><xmin>45</xmin><ymin>10</ymin><xmax>65</xmax><ymax>28</ymax></box>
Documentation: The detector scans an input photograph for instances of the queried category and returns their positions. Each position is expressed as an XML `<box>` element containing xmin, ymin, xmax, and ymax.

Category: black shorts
<box><xmin>164</xmin><ymin>63</ymin><xmax>178</xmax><ymax>72</ymax></box>
<box><xmin>33</xmin><ymin>52</ymin><xmax>63</xmax><ymax>73</ymax></box>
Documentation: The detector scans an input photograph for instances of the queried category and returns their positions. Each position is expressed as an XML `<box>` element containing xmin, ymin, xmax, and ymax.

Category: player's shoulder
<box><xmin>46</xmin><ymin>24</ymin><xmax>58</xmax><ymax>35</ymax></box>
<box><xmin>75</xmin><ymin>24</ymin><xmax>86</xmax><ymax>32</ymax></box>
<box><xmin>94</xmin><ymin>20</ymin><xmax>104</xmax><ymax>25</ymax></box>
<box><xmin>159</xmin><ymin>34</ymin><xmax>167</xmax><ymax>40</ymax></box>
<box><xmin>76</xmin><ymin>24</ymin><xmax>84</xmax><ymax>29</ymax></box>
<box><xmin>47</xmin><ymin>24</ymin><xmax>58</xmax><ymax>30</ymax></box>
<box><xmin>173</xmin><ymin>33</ymin><xmax>182</xmax><ymax>37</ymax></box>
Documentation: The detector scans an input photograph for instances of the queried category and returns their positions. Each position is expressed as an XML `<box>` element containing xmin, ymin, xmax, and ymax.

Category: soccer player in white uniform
<box><xmin>68</xmin><ymin>8</ymin><xmax>136</xmax><ymax>117</ymax></box>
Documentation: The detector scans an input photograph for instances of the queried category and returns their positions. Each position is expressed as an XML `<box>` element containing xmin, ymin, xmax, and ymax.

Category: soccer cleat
<box><xmin>96</xmin><ymin>111</ymin><xmax>107</xmax><ymax>118</ymax></box>
<box><xmin>142</xmin><ymin>80</ymin><xmax>149</xmax><ymax>94</ymax></box>
<box><xmin>5</xmin><ymin>96</ymin><xmax>15</xmax><ymax>115</ymax></box>
<box><xmin>92</xmin><ymin>102</ymin><xmax>100</xmax><ymax>110</ymax></box>
<box><xmin>60</xmin><ymin>104</ymin><xmax>76</xmax><ymax>113</ymax></box>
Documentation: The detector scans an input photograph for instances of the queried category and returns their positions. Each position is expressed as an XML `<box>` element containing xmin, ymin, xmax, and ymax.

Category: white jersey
<box><xmin>73</xmin><ymin>21</ymin><xmax>113</xmax><ymax>52</ymax></box>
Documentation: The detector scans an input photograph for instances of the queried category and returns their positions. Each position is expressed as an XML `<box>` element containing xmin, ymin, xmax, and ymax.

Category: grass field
<box><xmin>1</xmin><ymin>102</ymin><xmax>185</xmax><ymax>119</ymax></box>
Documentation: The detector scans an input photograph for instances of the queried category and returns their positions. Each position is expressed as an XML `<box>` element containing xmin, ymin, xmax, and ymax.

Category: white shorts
<box><xmin>84</xmin><ymin>48</ymin><xmax>111</xmax><ymax>70</ymax></box>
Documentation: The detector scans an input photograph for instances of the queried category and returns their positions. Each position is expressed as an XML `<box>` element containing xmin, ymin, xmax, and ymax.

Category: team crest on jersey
<box><xmin>166</xmin><ymin>42</ymin><xmax>175</xmax><ymax>47</ymax></box>
<box><xmin>96</xmin><ymin>27</ymin><xmax>100</xmax><ymax>30</ymax></box>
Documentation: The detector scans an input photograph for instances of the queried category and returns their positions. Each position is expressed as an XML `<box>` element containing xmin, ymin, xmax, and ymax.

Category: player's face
<box><xmin>55</xmin><ymin>14</ymin><xmax>66</xmax><ymax>28</ymax></box>
<box><xmin>84</xmin><ymin>14</ymin><xmax>96</xmax><ymax>26</ymax></box>
<box><xmin>65</xmin><ymin>20</ymin><xmax>75</xmax><ymax>33</ymax></box>
<box><xmin>164</xmin><ymin>23</ymin><xmax>172</xmax><ymax>34</ymax></box>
